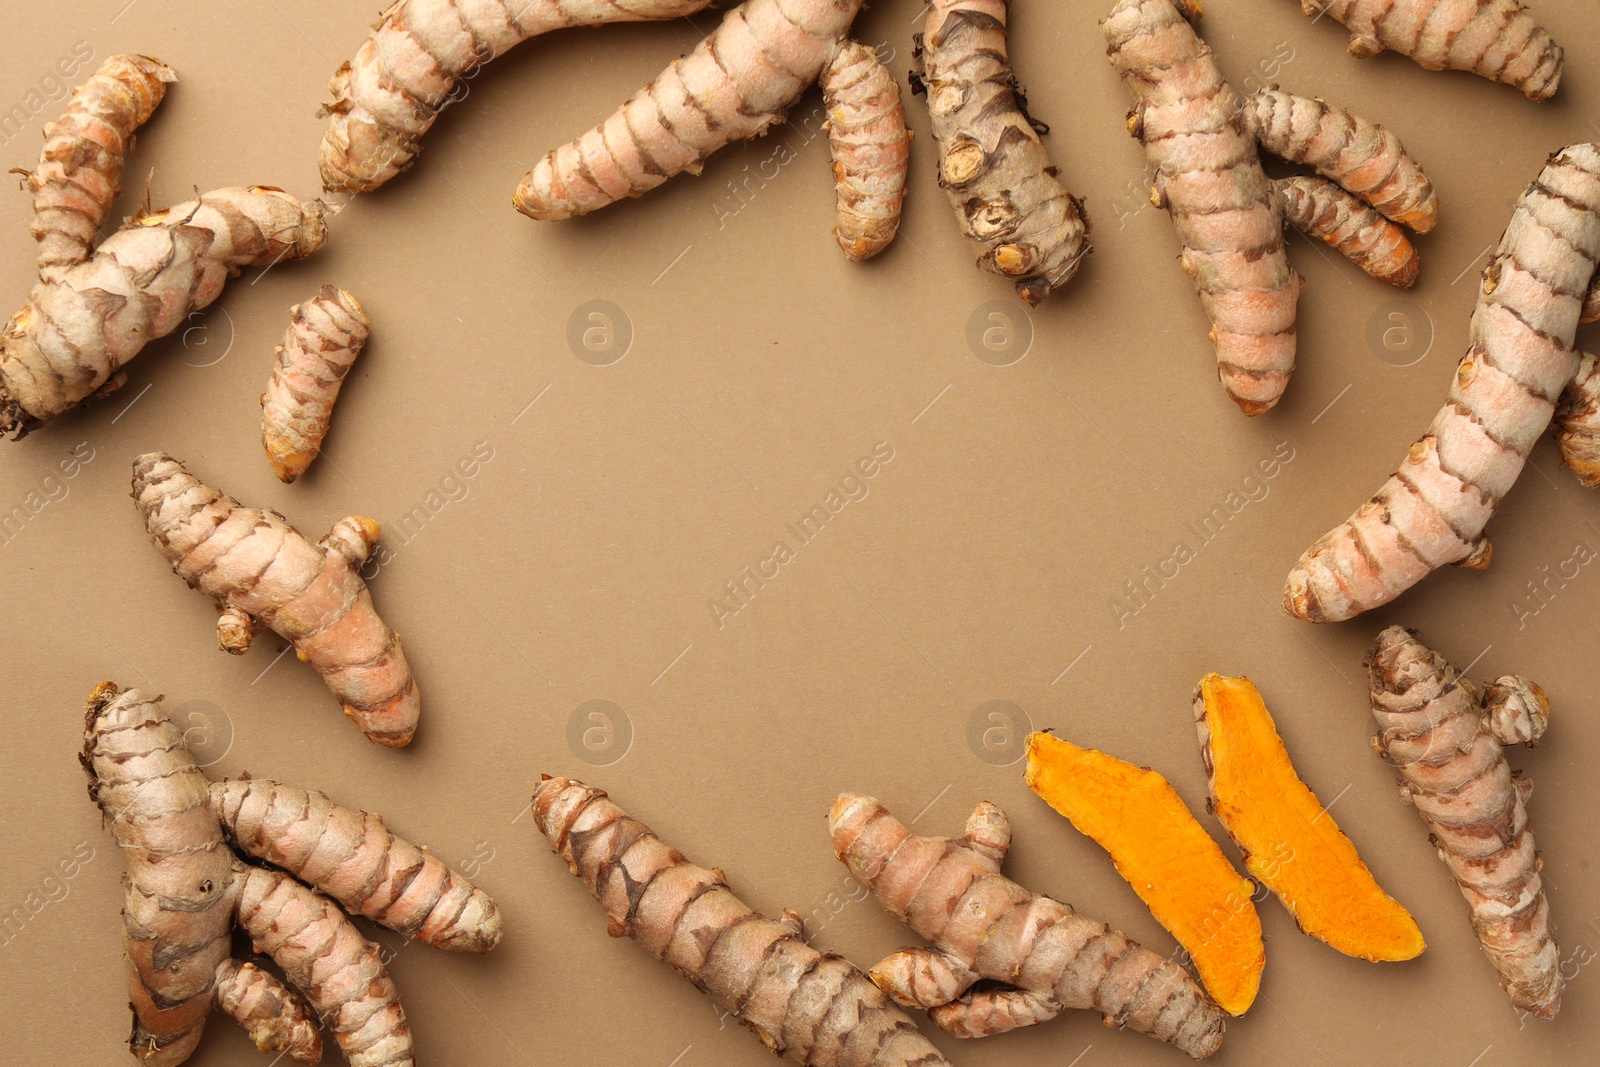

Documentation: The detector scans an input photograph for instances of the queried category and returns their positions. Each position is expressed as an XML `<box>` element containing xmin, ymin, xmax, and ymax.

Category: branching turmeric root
<box><xmin>1195</xmin><ymin>674</ymin><xmax>1425</xmax><ymax>962</ymax></box>
<box><xmin>1025</xmin><ymin>732</ymin><xmax>1264</xmax><ymax>1016</ymax></box>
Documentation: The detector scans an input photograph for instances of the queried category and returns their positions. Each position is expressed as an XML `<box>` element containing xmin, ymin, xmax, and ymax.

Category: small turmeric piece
<box><xmin>1024</xmin><ymin>732</ymin><xmax>1264</xmax><ymax>1016</ymax></box>
<box><xmin>1195</xmin><ymin>674</ymin><xmax>1425</xmax><ymax>962</ymax></box>
<box><xmin>261</xmin><ymin>286</ymin><xmax>370</xmax><ymax>483</ymax></box>
<box><xmin>819</xmin><ymin>41</ymin><xmax>910</xmax><ymax>262</ymax></box>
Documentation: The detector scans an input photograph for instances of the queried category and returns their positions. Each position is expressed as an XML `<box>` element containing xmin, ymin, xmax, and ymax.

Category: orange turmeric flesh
<box><xmin>1194</xmin><ymin>675</ymin><xmax>1424</xmax><ymax>962</ymax></box>
<box><xmin>1025</xmin><ymin>732</ymin><xmax>1264</xmax><ymax>1015</ymax></box>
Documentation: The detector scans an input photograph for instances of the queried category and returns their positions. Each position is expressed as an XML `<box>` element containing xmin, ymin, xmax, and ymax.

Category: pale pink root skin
<box><xmin>319</xmin><ymin>0</ymin><xmax>718</xmax><ymax>192</ymax></box>
<box><xmin>26</xmin><ymin>54</ymin><xmax>174</xmax><ymax>283</ymax></box>
<box><xmin>829</xmin><ymin>794</ymin><xmax>1225</xmax><ymax>1058</ymax></box>
<box><xmin>1553</xmin><ymin>351</ymin><xmax>1600</xmax><ymax>486</ymax></box>
<box><xmin>1285</xmin><ymin>145</ymin><xmax>1600</xmax><ymax>621</ymax></box>
<box><xmin>1107</xmin><ymin>0</ymin><xmax>1297</xmax><ymax>415</ymax></box>
<box><xmin>515</xmin><ymin>0</ymin><xmax>863</xmax><ymax>220</ymax></box>
<box><xmin>531</xmin><ymin>777</ymin><xmax>951</xmax><ymax>1066</ymax></box>
<box><xmin>132</xmin><ymin>452</ymin><xmax>420</xmax><ymax>745</ymax></box>
<box><xmin>263</xmin><ymin>285</ymin><xmax>370</xmax><ymax>483</ymax></box>
<box><xmin>1367</xmin><ymin>628</ymin><xmax>1561</xmax><ymax>1016</ymax></box>
<box><xmin>212</xmin><ymin>959</ymin><xmax>322</xmax><ymax>1064</ymax></box>
<box><xmin>233</xmin><ymin>862</ymin><xmax>414</xmax><ymax>1067</ymax></box>
<box><xmin>1303</xmin><ymin>0</ymin><xmax>1563</xmax><ymax>100</ymax></box>
<box><xmin>211</xmin><ymin>778</ymin><xmax>502</xmax><ymax>952</ymax></box>
<box><xmin>819</xmin><ymin>40</ymin><xmax>909</xmax><ymax>261</ymax></box>
<box><xmin>1275</xmin><ymin>176</ymin><xmax>1419</xmax><ymax>286</ymax></box>
<box><xmin>1250</xmin><ymin>89</ymin><xmax>1437</xmax><ymax>232</ymax></box>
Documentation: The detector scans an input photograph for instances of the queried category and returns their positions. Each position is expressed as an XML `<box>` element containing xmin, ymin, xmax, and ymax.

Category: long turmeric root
<box><xmin>531</xmin><ymin>776</ymin><xmax>951</xmax><ymax>1066</ymax></box>
<box><xmin>1367</xmin><ymin>628</ymin><xmax>1561</xmax><ymax>1016</ymax></box>
<box><xmin>1024</xmin><ymin>733</ymin><xmax>1264</xmax><ymax>1016</ymax></box>
<box><xmin>319</xmin><ymin>0</ymin><xmax>717</xmax><ymax>192</ymax></box>
<box><xmin>1195</xmin><ymin>675</ymin><xmax>1425</xmax><ymax>962</ymax></box>
<box><xmin>819</xmin><ymin>41</ymin><xmax>910</xmax><ymax>262</ymax></box>
<box><xmin>1297</xmin><ymin>0</ymin><xmax>1563</xmax><ymax>100</ymax></box>
<box><xmin>831</xmin><ymin>794</ymin><xmax>1226</xmax><ymax>1058</ymax></box>
<box><xmin>133</xmin><ymin>453</ymin><xmax>419</xmax><ymax>746</ymax></box>
<box><xmin>915</xmin><ymin>0</ymin><xmax>1089</xmax><ymax>304</ymax></box>
<box><xmin>1285</xmin><ymin>143</ymin><xmax>1600</xmax><ymax>620</ymax></box>
<box><xmin>261</xmin><ymin>286</ymin><xmax>370</xmax><ymax>483</ymax></box>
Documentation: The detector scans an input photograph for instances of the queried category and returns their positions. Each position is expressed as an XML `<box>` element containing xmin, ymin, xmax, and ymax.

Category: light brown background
<box><xmin>2</xmin><ymin>1</ymin><xmax>1597</xmax><ymax>1065</ymax></box>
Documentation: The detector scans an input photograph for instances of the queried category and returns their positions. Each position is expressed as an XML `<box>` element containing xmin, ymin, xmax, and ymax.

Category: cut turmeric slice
<box><xmin>1025</xmin><ymin>732</ymin><xmax>1264</xmax><ymax>1015</ymax></box>
<box><xmin>1194</xmin><ymin>674</ymin><xmax>1424</xmax><ymax>962</ymax></box>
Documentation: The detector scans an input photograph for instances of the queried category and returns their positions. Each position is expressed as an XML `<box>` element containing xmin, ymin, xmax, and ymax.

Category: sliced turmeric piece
<box><xmin>1194</xmin><ymin>674</ymin><xmax>1424</xmax><ymax>962</ymax></box>
<box><xmin>1025</xmin><ymin>732</ymin><xmax>1264</xmax><ymax>1015</ymax></box>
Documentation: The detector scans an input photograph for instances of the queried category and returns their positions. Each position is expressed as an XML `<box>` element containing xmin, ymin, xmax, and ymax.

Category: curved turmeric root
<box><xmin>1025</xmin><ymin>733</ymin><xmax>1264</xmax><ymax>1016</ymax></box>
<box><xmin>531</xmin><ymin>776</ymin><xmax>951</xmax><ymax>1066</ymax></box>
<box><xmin>212</xmin><ymin>960</ymin><xmax>322</xmax><ymax>1064</ymax></box>
<box><xmin>133</xmin><ymin>452</ymin><xmax>420</xmax><ymax>746</ymax></box>
<box><xmin>262</xmin><ymin>286</ymin><xmax>370</xmax><ymax>483</ymax></box>
<box><xmin>819</xmin><ymin>41</ymin><xmax>909</xmax><ymax>262</ymax></box>
<box><xmin>915</xmin><ymin>0</ymin><xmax>1089</xmax><ymax>304</ymax></box>
<box><xmin>1195</xmin><ymin>675</ymin><xmax>1425</xmax><ymax>962</ymax></box>
<box><xmin>1368</xmin><ymin>628</ymin><xmax>1561</xmax><ymax>1016</ymax></box>
<box><xmin>1275</xmin><ymin>177</ymin><xmax>1419</xmax><ymax>287</ymax></box>
<box><xmin>831</xmin><ymin>793</ymin><xmax>1226</xmax><ymax>1058</ymax></box>
<box><xmin>1297</xmin><ymin>0</ymin><xmax>1563</xmax><ymax>100</ymax></box>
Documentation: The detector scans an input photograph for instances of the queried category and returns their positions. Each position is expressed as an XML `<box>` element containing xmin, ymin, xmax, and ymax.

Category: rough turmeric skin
<box><xmin>133</xmin><ymin>453</ymin><xmax>419</xmax><ymax>745</ymax></box>
<box><xmin>1275</xmin><ymin>176</ymin><xmax>1419</xmax><ymax>287</ymax></box>
<box><xmin>819</xmin><ymin>41</ymin><xmax>910</xmax><ymax>261</ymax></box>
<box><xmin>915</xmin><ymin>0</ymin><xmax>1089</xmax><ymax>304</ymax></box>
<box><xmin>531</xmin><ymin>776</ymin><xmax>951</xmax><ymax>1067</ymax></box>
<box><xmin>1367</xmin><ymin>629</ymin><xmax>1561</xmax><ymax>1016</ymax></box>
<box><xmin>1553</xmin><ymin>352</ymin><xmax>1600</xmax><ymax>487</ymax></box>
<box><xmin>211</xmin><ymin>778</ymin><xmax>502</xmax><ymax>952</ymax></box>
<box><xmin>212</xmin><ymin>960</ymin><xmax>321</xmax><ymax>1064</ymax></box>
<box><xmin>262</xmin><ymin>286</ymin><xmax>370</xmax><ymax>483</ymax></box>
<box><xmin>831</xmin><ymin>794</ymin><xmax>1226</xmax><ymax>1058</ymax></box>
<box><xmin>1024</xmin><ymin>732</ymin><xmax>1264</xmax><ymax>1016</ymax></box>
<box><xmin>19</xmin><ymin>54</ymin><xmax>174</xmax><ymax>283</ymax></box>
<box><xmin>1298</xmin><ymin>0</ymin><xmax>1563</xmax><ymax>100</ymax></box>
<box><xmin>319</xmin><ymin>0</ymin><xmax>717</xmax><ymax>193</ymax></box>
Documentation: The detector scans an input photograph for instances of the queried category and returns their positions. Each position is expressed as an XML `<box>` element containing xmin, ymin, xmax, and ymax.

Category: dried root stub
<box><xmin>1104</xmin><ymin>0</ymin><xmax>1434</xmax><ymax>414</ymax></box>
<box><xmin>914</xmin><ymin>0</ymin><xmax>1089</xmax><ymax>304</ymax></box>
<box><xmin>1367</xmin><ymin>628</ymin><xmax>1561</xmax><ymax>1017</ymax></box>
<box><xmin>262</xmin><ymin>286</ymin><xmax>370</xmax><ymax>483</ymax></box>
<box><xmin>831</xmin><ymin>793</ymin><xmax>1226</xmax><ymax>1058</ymax></box>
<box><xmin>1025</xmin><ymin>732</ymin><xmax>1265</xmax><ymax>1016</ymax></box>
<box><xmin>531</xmin><ymin>776</ymin><xmax>951</xmax><ymax>1067</ymax></box>
<box><xmin>1298</xmin><ymin>0</ymin><xmax>1563</xmax><ymax>100</ymax></box>
<box><xmin>133</xmin><ymin>452</ymin><xmax>420</xmax><ymax>746</ymax></box>
<box><xmin>1285</xmin><ymin>144</ymin><xmax>1600</xmax><ymax>621</ymax></box>
<box><xmin>819</xmin><ymin>41</ymin><xmax>910</xmax><ymax>261</ymax></box>
<box><xmin>319</xmin><ymin>0</ymin><xmax>718</xmax><ymax>192</ymax></box>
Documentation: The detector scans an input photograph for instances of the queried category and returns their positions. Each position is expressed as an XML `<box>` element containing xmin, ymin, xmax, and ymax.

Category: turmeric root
<box><xmin>1195</xmin><ymin>675</ymin><xmax>1425</xmax><ymax>962</ymax></box>
<box><xmin>913</xmin><ymin>0</ymin><xmax>1090</xmax><ymax>304</ymax></box>
<box><xmin>819</xmin><ymin>41</ymin><xmax>910</xmax><ymax>262</ymax></box>
<box><xmin>830</xmin><ymin>794</ymin><xmax>1226</xmax><ymax>1058</ymax></box>
<box><xmin>133</xmin><ymin>452</ymin><xmax>419</xmax><ymax>746</ymax></box>
<box><xmin>1553</xmin><ymin>351</ymin><xmax>1600</xmax><ymax>486</ymax></box>
<box><xmin>1367</xmin><ymin>628</ymin><xmax>1561</xmax><ymax>1016</ymax></box>
<box><xmin>261</xmin><ymin>286</ymin><xmax>370</xmax><ymax>483</ymax></box>
<box><xmin>1104</xmin><ymin>0</ymin><xmax>1434</xmax><ymax>414</ymax></box>
<box><xmin>513</xmin><ymin>0</ymin><xmax>864</xmax><ymax>221</ymax></box>
<box><xmin>1285</xmin><ymin>144</ymin><xmax>1600</xmax><ymax>620</ymax></box>
<box><xmin>531</xmin><ymin>775</ymin><xmax>951</xmax><ymax>1067</ymax></box>
<box><xmin>1297</xmin><ymin>0</ymin><xmax>1563</xmax><ymax>100</ymax></box>
<box><xmin>212</xmin><ymin>960</ymin><xmax>321</xmax><ymax>1064</ymax></box>
<box><xmin>1274</xmin><ymin>177</ymin><xmax>1419</xmax><ymax>287</ymax></box>
<box><xmin>1024</xmin><ymin>733</ymin><xmax>1264</xmax><ymax>1016</ymax></box>
<box><xmin>319</xmin><ymin>0</ymin><xmax>717</xmax><ymax>193</ymax></box>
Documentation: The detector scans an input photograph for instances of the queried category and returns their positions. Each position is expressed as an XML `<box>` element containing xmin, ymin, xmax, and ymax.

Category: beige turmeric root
<box><xmin>531</xmin><ymin>776</ymin><xmax>951</xmax><ymax>1066</ymax></box>
<box><xmin>21</xmin><ymin>54</ymin><xmax>174</xmax><ymax>283</ymax></box>
<box><xmin>1553</xmin><ymin>351</ymin><xmax>1600</xmax><ymax>486</ymax></box>
<box><xmin>1297</xmin><ymin>0</ymin><xmax>1563</xmax><ymax>100</ymax></box>
<box><xmin>319</xmin><ymin>0</ymin><xmax>717</xmax><ymax>193</ymax></box>
<box><xmin>514</xmin><ymin>0</ymin><xmax>863</xmax><ymax>221</ymax></box>
<box><xmin>1367</xmin><ymin>628</ymin><xmax>1561</xmax><ymax>1016</ymax></box>
<box><xmin>212</xmin><ymin>960</ymin><xmax>322</xmax><ymax>1064</ymax></box>
<box><xmin>915</xmin><ymin>0</ymin><xmax>1089</xmax><ymax>304</ymax></box>
<box><xmin>1024</xmin><ymin>732</ymin><xmax>1264</xmax><ymax>1016</ymax></box>
<box><xmin>1274</xmin><ymin>176</ymin><xmax>1419</xmax><ymax>287</ymax></box>
<box><xmin>1285</xmin><ymin>144</ymin><xmax>1600</xmax><ymax>621</ymax></box>
<box><xmin>831</xmin><ymin>794</ymin><xmax>1226</xmax><ymax>1057</ymax></box>
<box><xmin>262</xmin><ymin>286</ymin><xmax>370</xmax><ymax>483</ymax></box>
<box><xmin>211</xmin><ymin>777</ymin><xmax>501</xmax><ymax>952</ymax></box>
<box><xmin>133</xmin><ymin>452</ymin><xmax>419</xmax><ymax>746</ymax></box>
<box><xmin>819</xmin><ymin>41</ymin><xmax>909</xmax><ymax>261</ymax></box>
<box><xmin>1195</xmin><ymin>675</ymin><xmax>1425</xmax><ymax>962</ymax></box>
